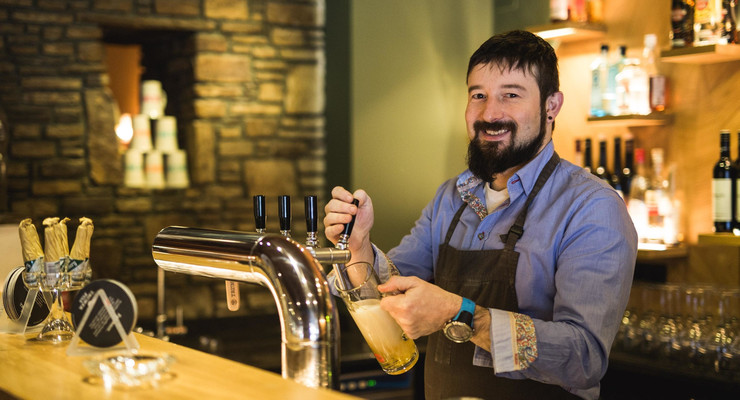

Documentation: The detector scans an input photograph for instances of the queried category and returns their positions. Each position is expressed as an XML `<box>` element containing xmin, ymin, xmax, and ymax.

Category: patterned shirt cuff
<box><xmin>491</xmin><ymin>309</ymin><xmax>538</xmax><ymax>373</ymax></box>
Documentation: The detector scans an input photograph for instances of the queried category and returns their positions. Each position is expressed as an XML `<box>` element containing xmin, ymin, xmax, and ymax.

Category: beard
<box><xmin>466</xmin><ymin>108</ymin><xmax>548</xmax><ymax>183</ymax></box>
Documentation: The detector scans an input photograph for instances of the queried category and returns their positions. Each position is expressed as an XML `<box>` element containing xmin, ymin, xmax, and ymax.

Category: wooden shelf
<box><xmin>587</xmin><ymin>113</ymin><xmax>674</xmax><ymax>127</ymax></box>
<box><xmin>636</xmin><ymin>244</ymin><xmax>688</xmax><ymax>263</ymax></box>
<box><xmin>661</xmin><ymin>44</ymin><xmax>740</xmax><ymax>64</ymax></box>
<box><xmin>527</xmin><ymin>22</ymin><xmax>607</xmax><ymax>43</ymax></box>
<box><xmin>697</xmin><ymin>233</ymin><xmax>740</xmax><ymax>246</ymax></box>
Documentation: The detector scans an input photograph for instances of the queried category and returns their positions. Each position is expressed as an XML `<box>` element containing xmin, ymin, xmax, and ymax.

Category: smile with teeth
<box><xmin>485</xmin><ymin>129</ymin><xmax>509</xmax><ymax>136</ymax></box>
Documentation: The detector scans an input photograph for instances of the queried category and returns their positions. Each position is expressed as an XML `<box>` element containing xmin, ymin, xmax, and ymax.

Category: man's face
<box><xmin>465</xmin><ymin>63</ymin><xmax>551</xmax><ymax>182</ymax></box>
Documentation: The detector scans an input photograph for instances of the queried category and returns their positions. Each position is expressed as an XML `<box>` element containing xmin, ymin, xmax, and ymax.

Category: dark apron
<box><xmin>424</xmin><ymin>153</ymin><xmax>581</xmax><ymax>400</ymax></box>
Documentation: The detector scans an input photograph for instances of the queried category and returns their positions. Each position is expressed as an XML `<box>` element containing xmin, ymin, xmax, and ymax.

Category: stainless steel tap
<box><xmin>151</xmin><ymin>226</ymin><xmax>343</xmax><ymax>389</ymax></box>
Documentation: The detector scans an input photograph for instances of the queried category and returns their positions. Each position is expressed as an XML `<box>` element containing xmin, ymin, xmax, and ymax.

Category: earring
<box><xmin>548</xmin><ymin>116</ymin><xmax>553</xmax><ymax>120</ymax></box>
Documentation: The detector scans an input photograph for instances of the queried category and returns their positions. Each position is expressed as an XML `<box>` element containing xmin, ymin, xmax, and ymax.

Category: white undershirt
<box><xmin>484</xmin><ymin>182</ymin><xmax>509</xmax><ymax>215</ymax></box>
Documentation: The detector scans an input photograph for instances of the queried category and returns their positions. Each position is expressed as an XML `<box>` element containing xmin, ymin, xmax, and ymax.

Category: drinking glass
<box><xmin>710</xmin><ymin>288</ymin><xmax>740</xmax><ymax>372</ymax></box>
<box><xmin>680</xmin><ymin>285</ymin><xmax>715</xmax><ymax>367</ymax></box>
<box><xmin>334</xmin><ymin>262</ymin><xmax>418</xmax><ymax>375</ymax></box>
<box><xmin>615</xmin><ymin>283</ymin><xmax>642</xmax><ymax>353</ymax></box>
<box><xmin>655</xmin><ymin>284</ymin><xmax>683</xmax><ymax>361</ymax></box>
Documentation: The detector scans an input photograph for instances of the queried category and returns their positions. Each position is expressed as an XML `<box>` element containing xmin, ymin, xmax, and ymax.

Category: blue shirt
<box><xmin>374</xmin><ymin>140</ymin><xmax>637</xmax><ymax>399</ymax></box>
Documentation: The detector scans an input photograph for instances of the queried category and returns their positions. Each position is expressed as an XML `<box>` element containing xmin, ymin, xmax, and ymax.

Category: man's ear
<box><xmin>546</xmin><ymin>91</ymin><xmax>564</xmax><ymax>119</ymax></box>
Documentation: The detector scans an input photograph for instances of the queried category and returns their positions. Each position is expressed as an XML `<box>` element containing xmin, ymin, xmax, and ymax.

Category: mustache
<box><xmin>473</xmin><ymin>120</ymin><xmax>518</xmax><ymax>137</ymax></box>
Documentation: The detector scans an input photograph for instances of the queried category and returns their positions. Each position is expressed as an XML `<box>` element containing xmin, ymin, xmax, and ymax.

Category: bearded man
<box><xmin>324</xmin><ymin>30</ymin><xmax>637</xmax><ymax>400</ymax></box>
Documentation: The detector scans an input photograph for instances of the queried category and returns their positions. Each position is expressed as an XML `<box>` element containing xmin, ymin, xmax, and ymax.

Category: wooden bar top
<box><xmin>0</xmin><ymin>331</ymin><xmax>358</xmax><ymax>400</ymax></box>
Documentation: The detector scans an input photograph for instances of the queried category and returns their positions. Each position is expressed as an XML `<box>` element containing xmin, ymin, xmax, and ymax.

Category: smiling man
<box><xmin>324</xmin><ymin>30</ymin><xmax>637</xmax><ymax>400</ymax></box>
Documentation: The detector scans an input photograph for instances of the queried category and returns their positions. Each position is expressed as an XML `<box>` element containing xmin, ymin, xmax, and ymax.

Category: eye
<box><xmin>471</xmin><ymin>92</ymin><xmax>485</xmax><ymax>100</ymax></box>
<box><xmin>504</xmin><ymin>93</ymin><xmax>519</xmax><ymax>99</ymax></box>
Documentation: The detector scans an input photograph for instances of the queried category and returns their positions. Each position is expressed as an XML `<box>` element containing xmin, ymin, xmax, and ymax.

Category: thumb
<box><xmin>378</xmin><ymin>276</ymin><xmax>416</xmax><ymax>294</ymax></box>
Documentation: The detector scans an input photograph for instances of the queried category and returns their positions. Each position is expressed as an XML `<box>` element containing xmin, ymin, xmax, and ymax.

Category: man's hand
<box><xmin>377</xmin><ymin>276</ymin><xmax>461</xmax><ymax>339</ymax></box>
<box><xmin>323</xmin><ymin>186</ymin><xmax>375</xmax><ymax>264</ymax></box>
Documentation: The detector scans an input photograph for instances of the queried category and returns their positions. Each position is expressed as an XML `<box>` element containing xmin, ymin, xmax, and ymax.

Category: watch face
<box><xmin>444</xmin><ymin>321</ymin><xmax>473</xmax><ymax>343</ymax></box>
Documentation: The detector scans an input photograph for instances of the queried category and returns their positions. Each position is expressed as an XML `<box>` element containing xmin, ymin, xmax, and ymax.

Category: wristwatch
<box><xmin>443</xmin><ymin>297</ymin><xmax>475</xmax><ymax>343</ymax></box>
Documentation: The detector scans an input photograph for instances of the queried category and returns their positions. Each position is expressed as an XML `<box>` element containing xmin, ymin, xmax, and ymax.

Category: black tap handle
<box><xmin>305</xmin><ymin>195</ymin><xmax>318</xmax><ymax>233</ymax></box>
<box><xmin>278</xmin><ymin>195</ymin><xmax>291</xmax><ymax>232</ymax></box>
<box><xmin>341</xmin><ymin>199</ymin><xmax>360</xmax><ymax>238</ymax></box>
<box><xmin>254</xmin><ymin>195</ymin><xmax>266</xmax><ymax>231</ymax></box>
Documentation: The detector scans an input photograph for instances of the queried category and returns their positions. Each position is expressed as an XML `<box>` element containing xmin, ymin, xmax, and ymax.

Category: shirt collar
<box><xmin>456</xmin><ymin>140</ymin><xmax>555</xmax><ymax>220</ymax></box>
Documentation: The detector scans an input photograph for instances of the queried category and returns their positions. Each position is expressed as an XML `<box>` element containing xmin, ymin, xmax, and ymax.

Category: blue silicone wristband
<box><xmin>453</xmin><ymin>297</ymin><xmax>475</xmax><ymax>328</ymax></box>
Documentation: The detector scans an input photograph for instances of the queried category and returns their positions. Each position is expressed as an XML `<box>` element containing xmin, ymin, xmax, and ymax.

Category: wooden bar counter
<box><xmin>0</xmin><ymin>332</ymin><xmax>358</xmax><ymax>400</ymax></box>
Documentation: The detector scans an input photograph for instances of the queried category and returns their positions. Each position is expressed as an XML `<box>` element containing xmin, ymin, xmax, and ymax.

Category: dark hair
<box><xmin>467</xmin><ymin>30</ymin><xmax>559</xmax><ymax>105</ymax></box>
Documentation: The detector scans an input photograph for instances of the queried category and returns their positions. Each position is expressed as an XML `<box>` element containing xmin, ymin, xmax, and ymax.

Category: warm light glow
<box><xmin>536</xmin><ymin>28</ymin><xmax>576</xmax><ymax>40</ymax></box>
<box><xmin>637</xmin><ymin>242</ymin><xmax>668</xmax><ymax>251</ymax></box>
<box><xmin>115</xmin><ymin>113</ymin><xmax>134</xmax><ymax>144</ymax></box>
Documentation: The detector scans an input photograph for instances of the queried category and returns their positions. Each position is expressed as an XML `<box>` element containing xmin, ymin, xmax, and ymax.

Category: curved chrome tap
<box><xmin>151</xmin><ymin>226</ymin><xmax>340</xmax><ymax>389</ymax></box>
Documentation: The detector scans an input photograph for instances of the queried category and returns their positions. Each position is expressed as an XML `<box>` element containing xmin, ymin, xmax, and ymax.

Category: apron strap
<box><xmin>500</xmin><ymin>152</ymin><xmax>561</xmax><ymax>248</ymax></box>
<box><xmin>443</xmin><ymin>202</ymin><xmax>468</xmax><ymax>245</ymax></box>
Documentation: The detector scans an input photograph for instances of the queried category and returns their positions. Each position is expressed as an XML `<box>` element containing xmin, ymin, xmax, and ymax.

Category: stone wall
<box><xmin>0</xmin><ymin>0</ymin><xmax>327</xmax><ymax>323</ymax></box>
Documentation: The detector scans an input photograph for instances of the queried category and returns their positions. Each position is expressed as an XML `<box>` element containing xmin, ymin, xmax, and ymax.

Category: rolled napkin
<box><xmin>43</xmin><ymin>217</ymin><xmax>70</xmax><ymax>263</ymax></box>
<box><xmin>70</xmin><ymin>217</ymin><xmax>93</xmax><ymax>260</ymax></box>
<box><xmin>18</xmin><ymin>218</ymin><xmax>43</xmax><ymax>263</ymax></box>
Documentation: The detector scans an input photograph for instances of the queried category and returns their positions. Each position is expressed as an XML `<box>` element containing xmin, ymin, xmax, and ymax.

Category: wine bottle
<box><xmin>594</xmin><ymin>137</ymin><xmax>611</xmax><ymax>184</ymax></box>
<box><xmin>671</xmin><ymin>0</ymin><xmax>695</xmax><ymax>48</ymax></box>
<box><xmin>643</xmin><ymin>34</ymin><xmax>668</xmax><ymax>113</ymax></box>
<box><xmin>610</xmin><ymin>137</ymin><xmax>624</xmax><ymax>197</ymax></box>
<box><xmin>733</xmin><ymin>130</ymin><xmax>740</xmax><ymax>230</ymax></box>
<box><xmin>583</xmin><ymin>138</ymin><xmax>594</xmax><ymax>173</ymax></box>
<box><xmin>574</xmin><ymin>139</ymin><xmax>584</xmax><ymax>168</ymax></box>
<box><xmin>622</xmin><ymin>135</ymin><xmax>635</xmax><ymax>199</ymax></box>
<box><xmin>713</xmin><ymin>130</ymin><xmax>735</xmax><ymax>233</ymax></box>
<box><xmin>720</xmin><ymin>0</ymin><xmax>738</xmax><ymax>44</ymax></box>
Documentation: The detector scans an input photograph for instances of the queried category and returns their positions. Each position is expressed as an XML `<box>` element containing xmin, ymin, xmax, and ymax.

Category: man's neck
<box><xmin>490</xmin><ymin>169</ymin><xmax>516</xmax><ymax>191</ymax></box>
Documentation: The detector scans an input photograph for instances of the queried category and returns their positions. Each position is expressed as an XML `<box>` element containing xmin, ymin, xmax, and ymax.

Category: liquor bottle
<box><xmin>643</xmin><ymin>34</ymin><xmax>668</xmax><ymax>113</ymax></box>
<box><xmin>574</xmin><ymin>139</ymin><xmax>584</xmax><ymax>168</ymax></box>
<box><xmin>590</xmin><ymin>44</ymin><xmax>609</xmax><ymax>117</ymax></box>
<box><xmin>610</xmin><ymin>137</ymin><xmax>624</xmax><ymax>197</ymax></box>
<box><xmin>713</xmin><ymin>130</ymin><xmax>735</xmax><ymax>233</ymax></box>
<box><xmin>735</xmin><ymin>129</ymin><xmax>740</xmax><ymax>230</ymax></box>
<box><xmin>695</xmin><ymin>0</ymin><xmax>721</xmax><ymax>44</ymax></box>
<box><xmin>583</xmin><ymin>138</ymin><xmax>594</xmax><ymax>173</ymax></box>
<box><xmin>628</xmin><ymin>148</ymin><xmax>650</xmax><ymax>242</ymax></box>
<box><xmin>720</xmin><ymin>0</ymin><xmax>738</xmax><ymax>44</ymax></box>
<box><xmin>586</xmin><ymin>0</ymin><xmax>604</xmax><ymax>23</ymax></box>
<box><xmin>622</xmin><ymin>135</ymin><xmax>635</xmax><ymax>199</ymax></box>
<box><xmin>595</xmin><ymin>137</ymin><xmax>611</xmax><ymax>184</ymax></box>
<box><xmin>671</xmin><ymin>0</ymin><xmax>695</xmax><ymax>48</ymax></box>
<box><xmin>646</xmin><ymin>148</ymin><xmax>668</xmax><ymax>242</ymax></box>
<box><xmin>607</xmin><ymin>45</ymin><xmax>626</xmax><ymax>116</ymax></box>
<box><xmin>568</xmin><ymin>0</ymin><xmax>587</xmax><ymax>22</ymax></box>
<box><xmin>550</xmin><ymin>0</ymin><xmax>569</xmax><ymax>22</ymax></box>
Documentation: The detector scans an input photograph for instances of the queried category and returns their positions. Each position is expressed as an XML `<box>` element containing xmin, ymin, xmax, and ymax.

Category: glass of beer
<box><xmin>334</xmin><ymin>262</ymin><xmax>418</xmax><ymax>375</ymax></box>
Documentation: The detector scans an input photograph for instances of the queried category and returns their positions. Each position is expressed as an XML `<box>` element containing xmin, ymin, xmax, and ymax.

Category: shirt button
<box><xmin>477</xmin><ymin>232</ymin><xmax>485</xmax><ymax>240</ymax></box>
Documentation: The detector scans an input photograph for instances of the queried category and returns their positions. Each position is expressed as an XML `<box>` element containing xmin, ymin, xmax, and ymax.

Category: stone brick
<box><xmin>187</xmin><ymin>120</ymin><xmax>215</xmax><ymax>184</ymax></box>
<box><xmin>12</xmin><ymin>123</ymin><xmax>41</xmax><ymax>139</ymax></box>
<box><xmin>93</xmin><ymin>0</ymin><xmax>132</xmax><ymax>12</ymax></box>
<box><xmin>155</xmin><ymin>0</ymin><xmax>200</xmax><ymax>16</ymax></box>
<box><xmin>205</xmin><ymin>0</ymin><xmax>248</xmax><ymax>20</ymax></box>
<box><xmin>11</xmin><ymin>10</ymin><xmax>74</xmax><ymax>24</ymax></box>
<box><xmin>55</xmin><ymin>106</ymin><xmax>84</xmax><ymax>122</ymax></box>
<box><xmin>6</xmin><ymin>162</ymin><xmax>29</xmax><ymax>178</ymax></box>
<box><xmin>280</xmin><ymin>48</ymin><xmax>321</xmax><ymax>61</ymax></box>
<box><xmin>266</xmin><ymin>2</ymin><xmax>323</xmax><ymax>27</ymax></box>
<box><xmin>77</xmin><ymin>42</ymin><xmax>103</xmax><ymax>62</ymax></box>
<box><xmin>194</xmin><ymin>99</ymin><xmax>227</xmax><ymax>118</ymax></box>
<box><xmin>258</xmin><ymin>82</ymin><xmax>283</xmax><ymax>102</ymax></box>
<box><xmin>85</xmin><ymin>89</ymin><xmax>123</xmax><ymax>185</ymax></box>
<box><xmin>11</xmin><ymin>141</ymin><xmax>55</xmax><ymax>158</ymax></box>
<box><xmin>39</xmin><ymin>158</ymin><xmax>86</xmax><ymax>178</ymax></box>
<box><xmin>47</xmin><ymin>123</ymin><xmax>84</xmax><ymax>139</ymax></box>
<box><xmin>193</xmin><ymin>83</ymin><xmax>244</xmax><ymax>98</ymax></box>
<box><xmin>245</xmin><ymin>117</ymin><xmax>279</xmax><ymax>137</ymax></box>
<box><xmin>232</xmin><ymin>35</ymin><xmax>268</xmax><ymax>45</ymax></box>
<box><xmin>230</xmin><ymin>102</ymin><xmax>281</xmax><ymax>116</ymax></box>
<box><xmin>285</xmin><ymin>63</ymin><xmax>324</xmax><ymax>114</ymax></box>
<box><xmin>218</xmin><ymin>140</ymin><xmax>253</xmax><ymax>157</ymax></box>
<box><xmin>65</xmin><ymin>26</ymin><xmax>102</xmax><ymax>40</ymax></box>
<box><xmin>251</xmin><ymin>45</ymin><xmax>277</xmax><ymax>59</ymax></box>
<box><xmin>219</xmin><ymin>125</ymin><xmax>242</xmax><ymax>138</ymax></box>
<box><xmin>195</xmin><ymin>53</ymin><xmax>251</xmax><ymax>83</ymax></box>
<box><xmin>221</xmin><ymin>21</ymin><xmax>263</xmax><ymax>34</ymax></box>
<box><xmin>31</xmin><ymin>179</ymin><xmax>82</xmax><ymax>195</ymax></box>
<box><xmin>43</xmin><ymin>27</ymin><xmax>63</xmax><ymax>40</ymax></box>
<box><xmin>244</xmin><ymin>159</ymin><xmax>298</xmax><ymax>197</ymax></box>
<box><xmin>61</xmin><ymin>196</ymin><xmax>115</xmax><ymax>216</ymax></box>
<box><xmin>25</xmin><ymin>91</ymin><xmax>81</xmax><ymax>105</ymax></box>
<box><xmin>37</xmin><ymin>0</ymin><xmax>67</xmax><ymax>9</ymax></box>
<box><xmin>116</xmin><ymin>197</ymin><xmax>153</xmax><ymax>213</ymax></box>
<box><xmin>271</xmin><ymin>27</ymin><xmax>304</xmax><ymax>47</ymax></box>
<box><xmin>194</xmin><ymin>32</ymin><xmax>228</xmax><ymax>52</ymax></box>
<box><xmin>43</xmin><ymin>42</ymin><xmax>74</xmax><ymax>56</ymax></box>
<box><xmin>22</xmin><ymin>77</ymin><xmax>82</xmax><ymax>90</ymax></box>
<box><xmin>11</xmin><ymin>199</ymin><xmax>58</xmax><ymax>217</ymax></box>
<box><xmin>297</xmin><ymin>158</ymin><xmax>325</xmax><ymax>175</ymax></box>
<box><xmin>253</xmin><ymin>59</ymin><xmax>288</xmax><ymax>71</ymax></box>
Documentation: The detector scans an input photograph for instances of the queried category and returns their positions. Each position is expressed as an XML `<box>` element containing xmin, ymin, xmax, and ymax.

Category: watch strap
<box><xmin>453</xmin><ymin>297</ymin><xmax>475</xmax><ymax>329</ymax></box>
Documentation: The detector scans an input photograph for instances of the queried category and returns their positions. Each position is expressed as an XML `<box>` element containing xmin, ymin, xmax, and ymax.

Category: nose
<box><xmin>480</xmin><ymin>98</ymin><xmax>503</xmax><ymax>122</ymax></box>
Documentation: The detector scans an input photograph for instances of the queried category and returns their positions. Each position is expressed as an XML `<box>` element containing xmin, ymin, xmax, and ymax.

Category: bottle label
<box><xmin>712</xmin><ymin>178</ymin><xmax>733</xmax><ymax>221</ymax></box>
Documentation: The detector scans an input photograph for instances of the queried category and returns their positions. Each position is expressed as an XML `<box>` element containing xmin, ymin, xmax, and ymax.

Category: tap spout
<box><xmin>151</xmin><ymin>226</ymin><xmax>339</xmax><ymax>389</ymax></box>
